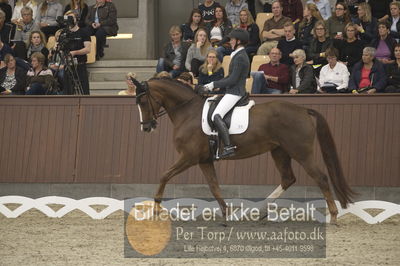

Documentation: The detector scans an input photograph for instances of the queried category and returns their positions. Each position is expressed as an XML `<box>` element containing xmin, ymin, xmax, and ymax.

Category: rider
<box><xmin>204</xmin><ymin>28</ymin><xmax>250</xmax><ymax>159</ymax></box>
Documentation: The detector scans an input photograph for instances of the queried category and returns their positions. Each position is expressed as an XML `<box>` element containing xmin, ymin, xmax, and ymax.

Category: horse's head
<box><xmin>132</xmin><ymin>77</ymin><xmax>162</xmax><ymax>132</ymax></box>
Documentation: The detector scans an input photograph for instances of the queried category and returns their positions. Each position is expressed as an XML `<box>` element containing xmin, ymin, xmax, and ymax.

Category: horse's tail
<box><xmin>307</xmin><ymin>109</ymin><xmax>356</xmax><ymax>208</ymax></box>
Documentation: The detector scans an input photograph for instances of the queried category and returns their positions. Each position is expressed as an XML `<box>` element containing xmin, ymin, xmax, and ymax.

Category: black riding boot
<box><xmin>213</xmin><ymin>114</ymin><xmax>236</xmax><ymax>159</ymax></box>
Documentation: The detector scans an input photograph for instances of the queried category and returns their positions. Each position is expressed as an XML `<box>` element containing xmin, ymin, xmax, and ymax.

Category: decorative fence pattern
<box><xmin>1</xmin><ymin>196</ymin><xmax>399</xmax><ymax>224</ymax></box>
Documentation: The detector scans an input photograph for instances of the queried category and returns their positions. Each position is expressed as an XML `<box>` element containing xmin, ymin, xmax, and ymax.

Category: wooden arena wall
<box><xmin>0</xmin><ymin>95</ymin><xmax>399</xmax><ymax>187</ymax></box>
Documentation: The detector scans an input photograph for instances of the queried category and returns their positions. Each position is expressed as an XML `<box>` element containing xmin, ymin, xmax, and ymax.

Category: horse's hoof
<box><xmin>330</xmin><ymin>216</ymin><xmax>338</xmax><ymax>226</ymax></box>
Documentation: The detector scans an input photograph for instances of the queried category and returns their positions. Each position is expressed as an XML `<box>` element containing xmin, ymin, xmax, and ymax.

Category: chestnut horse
<box><xmin>132</xmin><ymin>78</ymin><xmax>355</xmax><ymax>223</ymax></box>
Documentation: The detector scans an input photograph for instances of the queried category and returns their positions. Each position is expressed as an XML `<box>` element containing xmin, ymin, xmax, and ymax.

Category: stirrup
<box><xmin>218</xmin><ymin>145</ymin><xmax>236</xmax><ymax>159</ymax></box>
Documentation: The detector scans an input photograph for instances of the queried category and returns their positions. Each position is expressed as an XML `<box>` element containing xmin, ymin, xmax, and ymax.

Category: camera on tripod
<box><xmin>56</xmin><ymin>16</ymin><xmax>77</xmax><ymax>52</ymax></box>
<box><xmin>51</xmin><ymin>15</ymin><xmax>84</xmax><ymax>95</ymax></box>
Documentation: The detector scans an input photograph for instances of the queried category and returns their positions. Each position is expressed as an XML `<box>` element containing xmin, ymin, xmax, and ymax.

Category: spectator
<box><xmin>352</xmin><ymin>2</ymin><xmax>377</xmax><ymax>44</ymax></box>
<box><xmin>215</xmin><ymin>8</ymin><xmax>260</xmax><ymax>60</ymax></box>
<box><xmin>306</xmin><ymin>20</ymin><xmax>333</xmax><ymax>70</ymax></box>
<box><xmin>156</xmin><ymin>25</ymin><xmax>190</xmax><ymax>78</ymax></box>
<box><xmin>336</xmin><ymin>0</ymin><xmax>365</xmax><ymax>18</ymax></box>
<box><xmin>326</xmin><ymin>2</ymin><xmax>351</xmax><ymax>39</ymax></box>
<box><xmin>319</xmin><ymin>47</ymin><xmax>350</xmax><ymax>93</ymax></box>
<box><xmin>251</xmin><ymin>47</ymin><xmax>290</xmax><ymax>94</ymax></box>
<box><xmin>257</xmin><ymin>0</ymin><xmax>291</xmax><ymax>55</ymax></box>
<box><xmin>198</xmin><ymin>49</ymin><xmax>224</xmax><ymax>90</ymax></box>
<box><xmin>306</xmin><ymin>0</ymin><xmax>331</xmax><ymax>20</ymax></box>
<box><xmin>0</xmin><ymin>54</ymin><xmax>27</xmax><ymax>95</ymax></box>
<box><xmin>25</xmin><ymin>52</ymin><xmax>54</xmax><ymax>95</ymax></box>
<box><xmin>387</xmin><ymin>1</ymin><xmax>400</xmax><ymax>42</ymax></box>
<box><xmin>368</xmin><ymin>0</ymin><xmax>391</xmax><ymax>22</ymax></box>
<box><xmin>0</xmin><ymin>0</ymin><xmax>12</xmax><ymax>23</ymax></box>
<box><xmin>335</xmin><ymin>22</ymin><xmax>364</xmax><ymax>72</ymax></box>
<box><xmin>297</xmin><ymin>3</ymin><xmax>323</xmax><ymax>52</ymax></box>
<box><xmin>26</xmin><ymin>31</ymin><xmax>49</xmax><ymax>63</ymax></box>
<box><xmin>0</xmin><ymin>38</ymin><xmax>12</xmax><ymax>66</ymax></box>
<box><xmin>289</xmin><ymin>49</ymin><xmax>317</xmax><ymax>93</ymax></box>
<box><xmin>261</xmin><ymin>0</ymin><xmax>274</xmax><ymax>13</ymax></box>
<box><xmin>118</xmin><ymin>72</ymin><xmax>136</xmax><ymax>96</ymax></box>
<box><xmin>277</xmin><ymin>22</ymin><xmax>302</xmax><ymax>65</ymax></box>
<box><xmin>181</xmin><ymin>8</ymin><xmax>204</xmax><ymax>43</ymax></box>
<box><xmin>0</xmin><ymin>9</ymin><xmax>13</xmax><ymax>45</ymax></box>
<box><xmin>280</xmin><ymin>0</ymin><xmax>303</xmax><ymax>23</ymax></box>
<box><xmin>12</xmin><ymin>6</ymin><xmax>39</xmax><ymax>59</ymax></box>
<box><xmin>206</xmin><ymin>5</ymin><xmax>232</xmax><ymax>47</ymax></box>
<box><xmin>199</xmin><ymin>0</ymin><xmax>220</xmax><ymax>23</ymax></box>
<box><xmin>176</xmin><ymin>72</ymin><xmax>195</xmax><ymax>88</ymax></box>
<box><xmin>198</xmin><ymin>49</ymin><xmax>224</xmax><ymax>88</ymax></box>
<box><xmin>385</xmin><ymin>43</ymin><xmax>400</xmax><ymax>93</ymax></box>
<box><xmin>64</xmin><ymin>0</ymin><xmax>89</xmax><ymax>28</ymax></box>
<box><xmin>238</xmin><ymin>8</ymin><xmax>260</xmax><ymax>57</ymax></box>
<box><xmin>86</xmin><ymin>0</ymin><xmax>119</xmax><ymax>60</ymax></box>
<box><xmin>185</xmin><ymin>27</ymin><xmax>212</xmax><ymax>77</ymax></box>
<box><xmin>11</xmin><ymin>0</ymin><xmax>37</xmax><ymax>24</ymax></box>
<box><xmin>225</xmin><ymin>0</ymin><xmax>248</xmax><ymax>27</ymax></box>
<box><xmin>369</xmin><ymin>21</ymin><xmax>396</xmax><ymax>66</ymax></box>
<box><xmin>349</xmin><ymin>47</ymin><xmax>386</xmax><ymax>94</ymax></box>
<box><xmin>36</xmin><ymin>0</ymin><xmax>63</xmax><ymax>39</ymax></box>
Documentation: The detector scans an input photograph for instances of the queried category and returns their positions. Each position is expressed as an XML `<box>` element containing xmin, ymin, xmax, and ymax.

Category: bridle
<box><xmin>133</xmin><ymin>80</ymin><xmax>165</xmax><ymax>129</ymax></box>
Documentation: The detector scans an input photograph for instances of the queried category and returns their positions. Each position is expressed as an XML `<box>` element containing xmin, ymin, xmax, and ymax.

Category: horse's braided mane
<box><xmin>149</xmin><ymin>77</ymin><xmax>197</xmax><ymax>93</ymax></box>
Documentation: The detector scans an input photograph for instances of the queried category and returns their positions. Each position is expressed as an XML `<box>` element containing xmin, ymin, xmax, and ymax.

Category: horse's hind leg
<box><xmin>154</xmin><ymin>156</ymin><xmax>194</xmax><ymax>205</ymax></box>
<box><xmin>299</xmin><ymin>156</ymin><xmax>338</xmax><ymax>224</ymax></box>
<box><xmin>198</xmin><ymin>162</ymin><xmax>228</xmax><ymax>218</ymax></box>
<box><xmin>268</xmin><ymin>147</ymin><xmax>297</xmax><ymax>199</ymax></box>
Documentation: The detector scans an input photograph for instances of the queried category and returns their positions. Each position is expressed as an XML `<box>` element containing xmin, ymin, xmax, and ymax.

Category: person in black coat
<box><xmin>387</xmin><ymin>2</ymin><xmax>400</xmax><ymax>41</ymax></box>
<box><xmin>0</xmin><ymin>54</ymin><xmax>27</xmax><ymax>95</ymax></box>
<box><xmin>289</xmin><ymin>49</ymin><xmax>317</xmax><ymax>94</ymax></box>
<box><xmin>352</xmin><ymin>3</ymin><xmax>378</xmax><ymax>44</ymax></box>
<box><xmin>0</xmin><ymin>0</ymin><xmax>12</xmax><ymax>23</ymax></box>
<box><xmin>385</xmin><ymin>43</ymin><xmax>400</xmax><ymax>93</ymax></box>
<box><xmin>238</xmin><ymin>8</ymin><xmax>260</xmax><ymax>57</ymax></box>
<box><xmin>181</xmin><ymin>8</ymin><xmax>204</xmax><ymax>43</ymax></box>
<box><xmin>369</xmin><ymin>21</ymin><xmax>396</xmax><ymax>66</ymax></box>
<box><xmin>335</xmin><ymin>22</ymin><xmax>364</xmax><ymax>73</ymax></box>
<box><xmin>349</xmin><ymin>47</ymin><xmax>387</xmax><ymax>93</ymax></box>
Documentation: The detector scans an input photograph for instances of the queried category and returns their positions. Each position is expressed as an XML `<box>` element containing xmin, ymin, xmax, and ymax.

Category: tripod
<box><xmin>51</xmin><ymin>41</ymin><xmax>84</xmax><ymax>95</ymax></box>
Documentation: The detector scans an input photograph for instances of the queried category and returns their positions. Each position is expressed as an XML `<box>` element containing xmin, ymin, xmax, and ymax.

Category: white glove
<box><xmin>204</xmin><ymin>82</ymin><xmax>214</xmax><ymax>91</ymax></box>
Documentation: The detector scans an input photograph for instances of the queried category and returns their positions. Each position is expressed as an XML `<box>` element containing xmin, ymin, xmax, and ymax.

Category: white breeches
<box><xmin>211</xmin><ymin>94</ymin><xmax>242</xmax><ymax>121</ymax></box>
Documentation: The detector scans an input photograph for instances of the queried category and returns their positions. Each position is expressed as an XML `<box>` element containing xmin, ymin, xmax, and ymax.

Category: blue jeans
<box><xmin>216</xmin><ymin>46</ymin><xmax>232</xmax><ymax>62</ymax></box>
<box><xmin>251</xmin><ymin>72</ymin><xmax>282</xmax><ymax>94</ymax></box>
<box><xmin>156</xmin><ymin>58</ymin><xmax>182</xmax><ymax>78</ymax></box>
<box><xmin>26</xmin><ymin>83</ymin><xmax>47</xmax><ymax>95</ymax></box>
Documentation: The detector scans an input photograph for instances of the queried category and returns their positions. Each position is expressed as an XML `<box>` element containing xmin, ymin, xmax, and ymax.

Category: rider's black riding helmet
<box><xmin>227</xmin><ymin>28</ymin><xmax>249</xmax><ymax>46</ymax></box>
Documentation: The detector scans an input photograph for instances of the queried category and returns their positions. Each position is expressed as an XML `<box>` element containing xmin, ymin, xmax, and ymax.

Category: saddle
<box><xmin>201</xmin><ymin>93</ymin><xmax>255</xmax><ymax>160</ymax></box>
<box><xmin>206</xmin><ymin>93</ymin><xmax>250</xmax><ymax>131</ymax></box>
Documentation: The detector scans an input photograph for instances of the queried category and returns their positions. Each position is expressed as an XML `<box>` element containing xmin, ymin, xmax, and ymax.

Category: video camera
<box><xmin>56</xmin><ymin>15</ymin><xmax>75</xmax><ymax>28</ymax></box>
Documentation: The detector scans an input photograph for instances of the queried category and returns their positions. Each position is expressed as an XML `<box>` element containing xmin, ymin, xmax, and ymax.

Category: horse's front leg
<box><xmin>198</xmin><ymin>162</ymin><xmax>228</xmax><ymax>219</ymax></box>
<box><xmin>154</xmin><ymin>156</ymin><xmax>194</xmax><ymax>211</ymax></box>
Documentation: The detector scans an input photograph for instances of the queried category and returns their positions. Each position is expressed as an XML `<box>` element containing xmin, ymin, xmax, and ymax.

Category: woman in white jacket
<box><xmin>319</xmin><ymin>47</ymin><xmax>350</xmax><ymax>93</ymax></box>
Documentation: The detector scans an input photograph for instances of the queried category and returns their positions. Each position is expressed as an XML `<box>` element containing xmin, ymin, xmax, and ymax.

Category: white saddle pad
<box><xmin>201</xmin><ymin>96</ymin><xmax>255</xmax><ymax>136</ymax></box>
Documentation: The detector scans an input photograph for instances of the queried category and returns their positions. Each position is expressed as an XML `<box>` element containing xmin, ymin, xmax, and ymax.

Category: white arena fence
<box><xmin>0</xmin><ymin>196</ymin><xmax>399</xmax><ymax>224</ymax></box>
